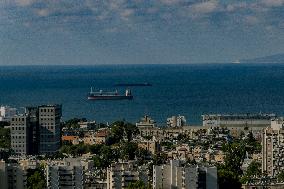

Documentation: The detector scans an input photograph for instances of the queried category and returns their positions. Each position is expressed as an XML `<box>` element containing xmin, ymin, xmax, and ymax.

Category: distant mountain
<box><xmin>240</xmin><ymin>53</ymin><xmax>284</xmax><ymax>63</ymax></box>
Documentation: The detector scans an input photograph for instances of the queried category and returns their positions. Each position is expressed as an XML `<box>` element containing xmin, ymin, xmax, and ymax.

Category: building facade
<box><xmin>0</xmin><ymin>106</ymin><xmax>17</xmax><ymax>122</ymax></box>
<box><xmin>262</xmin><ymin>126</ymin><xmax>284</xmax><ymax>177</ymax></box>
<box><xmin>39</xmin><ymin>105</ymin><xmax>62</xmax><ymax>154</ymax></box>
<box><xmin>0</xmin><ymin>160</ymin><xmax>28</xmax><ymax>189</ymax></box>
<box><xmin>153</xmin><ymin>160</ymin><xmax>217</xmax><ymax>189</ymax></box>
<box><xmin>202</xmin><ymin>113</ymin><xmax>275</xmax><ymax>127</ymax></box>
<box><xmin>46</xmin><ymin>159</ymin><xmax>84</xmax><ymax>189</ymax></box>
<box><xmin>10</xmin><ymin>104</ymin><xmax>62</xmax><ymax>155</ymax></box>
<box><xmin>167</xmin><ymin>115</ymin><xmax>186</xmax><ymax>127</ymax></box>
<box><xmin>106</xmin><ymin>161</ymin><xmax>148</xmax><ymax>189</ymax></box>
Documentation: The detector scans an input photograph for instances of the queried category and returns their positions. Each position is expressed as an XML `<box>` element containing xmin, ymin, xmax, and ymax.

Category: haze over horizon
<box><xmin>0</xmin><ymin>0</ymin><xmax>284</xmax><ymax>65</ymax></box>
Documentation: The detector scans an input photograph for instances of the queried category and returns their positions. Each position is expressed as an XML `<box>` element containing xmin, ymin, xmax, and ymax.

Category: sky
<box><xmin>0</xmin><ymin>0</ymin><xmax>283</xmax><ymax>65</ymax></box>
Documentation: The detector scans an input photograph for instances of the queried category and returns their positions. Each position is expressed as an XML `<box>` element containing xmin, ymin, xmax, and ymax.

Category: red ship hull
<box><xmin>88</xmin><ymin>95</ymin><xmax>133</xmax><ymax>100</ymax></box>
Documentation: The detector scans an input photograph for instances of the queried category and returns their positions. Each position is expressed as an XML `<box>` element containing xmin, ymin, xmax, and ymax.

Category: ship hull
<box><xmin>88</xmin><ymin>95</ymin><xmax>133</xmax><ymax>100</ymax></box>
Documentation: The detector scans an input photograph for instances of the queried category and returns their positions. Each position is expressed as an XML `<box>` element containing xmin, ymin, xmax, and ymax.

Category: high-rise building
<box><xmin>10</xmin><ymin>104</ymin><xmax>62</xmax><ymax>155</ymax></box>
<box><xmin>39</xmin><ymin>105</ymin><xmax>62</xmax><ymax>154</ymax></box>
<box><xmin>10</xmin><ymin>115</ymin><xmax>31</xmax><ymax>154</ymax></box>
<box><xmin>0</xmin><ymin>106</ymin><xmax>17</xmax><ymax>122</ymax></box>
<box><xmin>46</xmin><ymin>162</ymin><xmax>83</xmax><ymax>189</ymax></box>
<box><xmin>262</xmin><ymin>120</ymin><xmax>284</xmax><ymax>177</ymax></box>
<box><xmin>167</xmin><ymin>115</ymin><xmax>186</xmax><ymax>127</ymax></box>
<box><xmin>153</xmin><ymin>160</ymin><xmax>217</xmax><ymax>189</ymax></box>
<box><xmin>106</xmin><ymin>161</ymin><xmax>148</xmax><ymax>189</ymax></box>
<box><xmin>0</xmin><ymin>160</ymin><xmax>29</xmax><ymax>189</ymax></box>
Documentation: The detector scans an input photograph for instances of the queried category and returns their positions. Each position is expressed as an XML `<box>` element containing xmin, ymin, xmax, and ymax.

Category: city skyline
<box><xmin>0</xmin><ymin>0</ymin><xmax>284</xmax><ymax>65</ymax></box>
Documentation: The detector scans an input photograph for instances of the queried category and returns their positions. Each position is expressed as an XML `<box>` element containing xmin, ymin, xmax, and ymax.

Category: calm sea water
<box><xmin>1</xmin><ymin>64</ymin><xmax>284</xmax><ymax>125</ymax></box>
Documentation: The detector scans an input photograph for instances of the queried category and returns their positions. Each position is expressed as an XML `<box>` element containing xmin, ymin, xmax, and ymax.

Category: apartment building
<box><xmin>0</xmin><ymin>160</ymin><xmax>28</xmax><ymax>189</ymax></box>
<box><xmin>10</xmin><ymin>105</ymin><xmax>62</xmax><ymax>155</ymax></box>
<box><xmin>167</xmin><ymin>115</ymin><xmax>186</xmax><ymax>127</ymax></box>
<box><xmin>262</xmin><ymin>120</ymin><xmax>284</xmax><ymax>177</ymax></box>
<box><xmin>46</xmin><ymin>159</ymin><xmax>84</xmax><ymax>189</ymax></box>
<box><xmin>106</xmin><ymin>161</ymin><xmax>148</xmax><ymax>189</ymax></box>
<box><xmin>0</xmin><ymin>106</ymin><xmax>17</xmax><ymax>122</ymax></box>
<box><xmin>202</xmin><ymin>113</ymin><xmax>275</xmax><ymax>127</ymax></box>
<box><xmin>153</xmin><ymin>160</ymin><xmax>217</xmax><ymax>189</ymax></box>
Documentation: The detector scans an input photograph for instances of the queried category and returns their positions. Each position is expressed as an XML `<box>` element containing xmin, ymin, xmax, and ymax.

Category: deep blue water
<box><xmin>1</xmin><ymin>64</ymin><xmax>284</xmax><ymax>125</ymax></box>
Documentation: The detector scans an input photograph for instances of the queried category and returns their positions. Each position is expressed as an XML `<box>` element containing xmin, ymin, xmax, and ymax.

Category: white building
<box><xmin>262</xmin><ymin>126</ymin><xmax>284</xmax><ymax>177</ymax></box>
<box><xmin>153</xmin><ymin>160</ymin><xmax>217</xmax><ymax>189</ymax></box>
<box><xmin>136</xmin><ymin>115</ymin><xmax>156</xmax><ymax>128</ymax></box>
<box><xmin>271</xmin><ymin>117</ymin><xmax>284</xmax><ymax>130</ymax></box>
<box><xmin>0</xmin><ymin>106</ymin><xmax>17</xmax><ymax>122</ymax></box>
<box><xmin>167</xmin><ymin>115</ymin><xmax>186</xmax><ymax>127</ymax></box>
<box><xmin>202</xmin><ymin>113</ymin><xmax>275</xmax><ymax>127</ymax></box>
<box><xmin>79</xmin><ymin>121</ymin><xmax>96</xmax><ymax>130</ymax></box>
<box><xmin>46</xmin><ymin>158</ymin><xmax>85</xmax><ymax>189</ymax></box>
<box><xmin>106</xmin><ymin>161</ymin><xmax>148</xmax><ymax>189</ymax></box>
<box><xmin>0</xmin><ymin>160</ymin><xmax>29</xmax><ymax>189</ymax></box>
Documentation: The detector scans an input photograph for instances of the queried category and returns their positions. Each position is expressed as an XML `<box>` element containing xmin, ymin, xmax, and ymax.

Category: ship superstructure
<box><xmin>88</xmin><ymin>87</ymin><xmax>133</xmax><ymax>100</ymax></box>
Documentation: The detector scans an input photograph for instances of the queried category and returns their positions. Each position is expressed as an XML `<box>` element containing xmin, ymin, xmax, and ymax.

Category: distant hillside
<box><xmin>241</xmin><ymin>53</ymin><xmax>284</xmax><ymax>63</ymax></box>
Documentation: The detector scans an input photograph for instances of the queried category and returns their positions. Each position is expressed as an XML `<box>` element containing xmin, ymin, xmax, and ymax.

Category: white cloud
<box><xmin>244</xmin><ymin>15</ymin><xmax>259</xmax><ymax>25</ymax></box>
<box><xmin>262</xmin><ymin>0</ymin><xmax>284</xmax><ymax>7</ymax></box>
<box><xmin>159</xmin><ymin>0</ymin><xmax>182</xmax><ymax>5</ymax></box>
<box><xmin>15</xmin><ymin>0</ymin><xmax>35</xmax><ymax>6</ymax></box>
<box><xmin>36</xmin><ymin>9</ymin><xmax>50</xmax><ymax>17</ymax></box>
<box><xmin>191</xmin><ymin>0</ymin><xmax>219</xmax><ymax>14</ymax></box>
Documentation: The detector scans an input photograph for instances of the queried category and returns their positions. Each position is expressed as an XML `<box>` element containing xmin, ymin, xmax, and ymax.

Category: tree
<box><xmin>222</xmin><ymin>142</ymin><xmax>246</xmax><ymax>175</ymax></box>
<box><xmin>218</xmin><ymin>141</ymin><xmax>246</xmax><ymax>188</ymax></box>
<box><xmin>27</xmin><ymin>170</ymin><xmax>46</xmax><ymax>189</ymax></box>
<box><xmin>0</xmin><ymin>128</ymin><xmax>10</xmax><ymax>148</ymax></box>
<box><xmin>111</xmin><ymin>121</ymin><xmax>125</xmax><ymax>143</ymax></box>
<box><xmin>124</xmin><ymin>123</ymin><xmax>139</xmax><ymax>142</ymax></box>
<box><xmin>218</xmin><ymin>168</ymin><xmax>242</xmax><ymax>189</ymax></box>
<box><xmin>110</xmin><ymin>121</ymin><xmax>139</xmax><ymax>144</ymax></box>
<box><xmin>127</xmin><ymin>180</ymin><xmax>151</xmax><ymax>189</ymax></box>
<box><xmin>120</xmin><ymin>142</ymin><xmax>138</xmax><ymax>160</ymax></box>
<box><xmin>240</xmin><ymin>161</ymin><xmax>261</xmax><ymax>184</ymax></box>
<box><xmin>278</xmin><ymin>170</ymin><xmax>284</xmax><ymax>182</ymax></box>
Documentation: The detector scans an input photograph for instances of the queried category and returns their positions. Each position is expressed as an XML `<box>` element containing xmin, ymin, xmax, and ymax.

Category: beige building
<box><xmin>94</xmin><ymin>129</ymin><xmax>109</xmax><ymax>144</ymax></box>
<box><xmin>262</xmin><ymin>125</ymin><xmax>284</xmax><ymax>177</ymax></box>
<box><xmin>136</xmin><ymin>115</ymin><xmax>156</xmax><ymax>129</ymax></box>
<box><xmin>106</xmin><ymin>161</ymin><xmax>148</xmax><ymax>189</ymax></box>
<box><xmin>83</xmin><ymin>134</ymin><xmax>96</xmax><ymax>145</ymax></box>
<box><xmin>153</xmin><ymin>160</ymin><xmax>217</xmax><ymax>189</ymax></box>
<box><xmin>167</xmin><ymin>115</ymin><xmax>186</xmax><ymax>127</ymax></box>
<box><xmin>138</xmin><ymin>140</ymin><xmax>160</xmax><ymax>154</ymax></box>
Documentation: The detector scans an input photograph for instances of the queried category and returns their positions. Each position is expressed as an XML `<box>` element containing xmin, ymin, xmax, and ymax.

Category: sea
<box><xmin>1</xmin><ymin>64</ymin><xmax>284</xmax><ymax>126</ymax></box>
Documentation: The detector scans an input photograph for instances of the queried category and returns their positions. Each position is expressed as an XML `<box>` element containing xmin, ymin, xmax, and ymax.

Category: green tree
<box><xmin>218</xmin><ymin>168</ymin><xmax>242</xmax><ymax>189</ymax></box>
<box><xmin>240</xmin><ymin>161</ymin><xmax>261</xmax><ymax>184</ymax></box>
<box><xmin>27</xmin><ymin>170</ymin><xmax>46</xmax><ymax>189</ymax></box>
<box><xmin>222</xmin><ymin>142</ymin><xmax>246</xmax><ymax>175</ymax></box>
<box><xmin>0</xmin><ymin>128</ymin><xmax>10</xmax><ymax>148</ymax></box>
<box><xmin>124</xmin><ymin>123</ymin><xmax>139</xmax><ymax>142</ymax></box>
<box><xmin>120</xmin><ymin>142</ymin><xmax>138</xmax><ymax>160</ymax></box>
<box><xmin>127</xmin><ymin>180</ymin><xmax>151</xmax><ymax>189</ymax></box>
<box><xmin>111</xmin><ymin>121</ymin><xmax>125</xmax><ymax>143</ymax></box>
<box><xmin>278</xmin><ymin>170</ymin><xmax>284</xmax><ymax>182</ymax></box>
<box><xmin>218</xmin><ymin>141</ymin><xmax>246</xmax><ymax>189</ymax></box>
<box><xmin>110</xmin><ymin>121</ymin><xmax>139</xmax><ymax>144</ymax></box>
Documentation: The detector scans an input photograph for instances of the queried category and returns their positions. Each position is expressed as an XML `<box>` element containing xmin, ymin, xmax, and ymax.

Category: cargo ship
<box><xmin>113</xmin><ymin>82</ymin><xmax>152</xmax><ymax>87</ymax></box>
<box><xmin>88</xmin><ymin>87</ymin><xmax>133</xmax><ymax>100</ymax></box>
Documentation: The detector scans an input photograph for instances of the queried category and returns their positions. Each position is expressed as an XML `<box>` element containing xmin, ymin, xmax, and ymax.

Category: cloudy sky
<box><xmin>0</xmin><ymin>0</ymin><xmax>283</xmax><ymax>65</ymax></box>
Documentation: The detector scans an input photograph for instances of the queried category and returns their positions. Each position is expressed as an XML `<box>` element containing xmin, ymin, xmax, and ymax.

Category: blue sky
<box><xmin>0</xmin><ymin>0</ymin><xmax>283</xmax><ymax>65</ymax></box>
